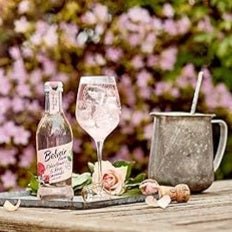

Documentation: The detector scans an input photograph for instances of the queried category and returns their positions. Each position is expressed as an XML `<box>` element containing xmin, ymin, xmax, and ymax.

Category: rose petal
<box><xmin>157</xmin><ymin>195</ymin><xmax>171</xmax><ymax>209</ymax></box>
<box><xmin>118</xmin><ymin>166</ymin><xmax>127</xmax><ymax>180</ymax></box>
<box><xmin>93</xmin><ymin>161</ymin><xmax>114</xmax><ymax>174</ymax></box>
<box><xmin>145</xmin><ymin>195</ymin><xmax>158</xmax><ymax>207</ymax></box>
<box><xmin>3</xmin><ymin>199</ymin><xmax>21</xmax><ymax>212</ymax></box>
<box><xmin>145</xmin><ymin>195</ymin><xmax>171</xmax><ymax>209</ymax></box>
<box><xmin>92</xmin><ymin>161</ymin><xmax>127</xmax><ymax>195</ymax></box>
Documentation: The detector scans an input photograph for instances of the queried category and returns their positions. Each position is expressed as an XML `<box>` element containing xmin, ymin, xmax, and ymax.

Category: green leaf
<box><xmin>194</xmin><ymin>33</ymin><xmax>214</xmax><ymax>44</ymax></box>
<box><xmin>126</xmin><ymin>173</ymin><xmax>146</xmax><ymax>186</ymax></box>
<box><xmin>113</xmin><ymin>160</ymin><xmax>130</xmax><ymax>167</ymax></box>
<box><xmin>72</xmin><ymin>172</ymin><xmax>92</xmax><ymax>188</ymax></box>
<box><xmin>212</xmin><ymin>67</ymin><xmax>232</xmax><ymax>89</ymax></box>
<box><xmin>125</xmin><ymin>183</ymin><xmax>141</xmax><ymax>188</ymax></box>
<box><xmin>113</xmin><ymin>160</ymin><xmax>134</xmax><ymax>179</ymax></box>
<box><xmin>73</xmin><ymin>178</ymin><xmax>92</xmax><ymax>192</ymax></box>
<box><xmin>122</xmin><ymin>188</ymin><xmax>141</xmax><ymax>197</ymax></box>
<box><xmin>27</xmin><ymin>175</ymin><xmax>39</xmax><ymax>194</ymax></box>
<box><xmin>217</xmin><ymin>38</ymin><xmax>230</xmax><ymax>57</ymax></box>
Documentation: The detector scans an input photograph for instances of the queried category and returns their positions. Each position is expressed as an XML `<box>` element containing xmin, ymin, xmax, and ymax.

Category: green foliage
<box><xmin>72</xmin><ymin>172</ymin><xmax>92</xmax><ymax>192</ymax></box>
<box><xmin>122</xmin><ymin>188</ymin><xmax>141</xmax><ymax>197</ymax></box>
<box><xmin>213</xmin><ymin>68</ymin><xmax>232</xmax><ymax>89</ymax></box>
<box><xmin>211</xmin><ymin>0</ymin><xmax>232</xmax><ymax>12</ymax></box>
<box><xmin>113</xmin><ymin>160</ymin><xmax>134</xmax><ymax>180</ymax></box>
<box><xmin>27</xmin><ymin>161</ymin><xmax>145</xmax><ymax>196</ymax></box>
<box><xmin>126</xmin><ymin>173</ymin><xmax>146</xmax><ymax>188</ymax></box>
<box><xmin>27</xmin><ymin>175</ymin><xmax>39</xmax><ymax>195</ymax></box>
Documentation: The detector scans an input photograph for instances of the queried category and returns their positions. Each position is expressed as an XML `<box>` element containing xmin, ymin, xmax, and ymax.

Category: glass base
<box><xmin>37</xmin><ymin>185</ymin><xmax>74</xmax><ymax>201</ymax></box>
<box><xmin>81</xmin><ymin>183</ymin><xmax>112</xmax><ymax>202</ymax></box>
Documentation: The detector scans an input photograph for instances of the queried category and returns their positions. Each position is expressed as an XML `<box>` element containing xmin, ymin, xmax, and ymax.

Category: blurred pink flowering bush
<box><xmin>0</xmin><ymin>0</ymin><xmax>232</xmax><ymax>191</ymax></box>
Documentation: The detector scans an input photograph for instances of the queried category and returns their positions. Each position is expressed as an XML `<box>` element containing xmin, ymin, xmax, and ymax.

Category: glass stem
<box><xmin>95</xmin><ymin>140</ymin><xmax>104</xmax><ymax>185</ymax></box>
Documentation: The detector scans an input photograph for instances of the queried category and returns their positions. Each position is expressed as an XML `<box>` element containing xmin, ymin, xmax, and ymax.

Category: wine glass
<box><xmin>76</xmin><ymin>76</ymin><xmax>121</xmax><ymax>196</ymax></box>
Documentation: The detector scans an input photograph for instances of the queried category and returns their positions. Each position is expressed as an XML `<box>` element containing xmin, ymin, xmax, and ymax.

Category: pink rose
<box><xmin>92</xmin><ymin>161</ymin><xmax>127</xmax><ymax>195</ymax></box>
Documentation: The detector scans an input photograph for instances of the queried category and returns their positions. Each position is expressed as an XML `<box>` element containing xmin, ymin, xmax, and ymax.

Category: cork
<box><xmin>158</xmin><ymin>184</ymin><xmax>190</xmax><ymax>203</ymax></box>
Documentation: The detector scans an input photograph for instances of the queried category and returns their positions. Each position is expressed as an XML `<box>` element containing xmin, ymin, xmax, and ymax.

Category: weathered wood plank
<box><xmin>0</xmin><ymin>180</ymin><xmax>231</xmax><ymax>232</ymax></box>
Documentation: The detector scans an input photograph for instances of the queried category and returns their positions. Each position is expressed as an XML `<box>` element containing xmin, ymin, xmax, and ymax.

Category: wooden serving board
<box><xmin>0</xmin><ymin>191</ymin><xmax>146</xmax><ymax>210</ymax></box>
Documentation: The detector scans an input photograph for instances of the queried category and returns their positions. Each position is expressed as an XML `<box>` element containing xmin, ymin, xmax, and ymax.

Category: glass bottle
<box><xmin>36</xmin><ymin>81</ymin><xmax>74</xmax><ymax>200</ymax></box>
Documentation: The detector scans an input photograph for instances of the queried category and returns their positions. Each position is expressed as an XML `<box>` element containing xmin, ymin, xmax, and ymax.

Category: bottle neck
<box><xmin>45</xmin><ymin>91</ymin><xmax>63</xmax><ymax>114</ymax></box>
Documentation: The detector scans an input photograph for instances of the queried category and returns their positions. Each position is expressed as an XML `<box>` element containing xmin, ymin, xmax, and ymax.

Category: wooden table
<box><xmin>0</xmin><ymin>180</ymin><xmax>232</xmax><ymax>232</ymax></box>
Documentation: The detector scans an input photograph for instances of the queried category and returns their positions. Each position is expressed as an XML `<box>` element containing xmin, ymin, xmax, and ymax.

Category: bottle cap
<box><xmin>44</xmin><ymin>81</ymin><xmax>63</xmax><ymax>92</ymax></box>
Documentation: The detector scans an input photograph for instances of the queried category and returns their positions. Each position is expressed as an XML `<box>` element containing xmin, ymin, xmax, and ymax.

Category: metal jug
<box><xmin>148</xmin><ymin>112</ymin><xmax>228</xmax><ymax>192</ymax></box>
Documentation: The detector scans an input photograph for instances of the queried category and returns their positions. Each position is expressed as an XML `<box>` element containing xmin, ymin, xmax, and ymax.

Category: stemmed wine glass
<box><xmin>76</xmin><ymin>76</ymin><xmax>121</xmax><ymax>196</ymax></box>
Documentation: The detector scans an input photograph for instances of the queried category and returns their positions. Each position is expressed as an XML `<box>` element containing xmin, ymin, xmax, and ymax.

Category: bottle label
<box><xmin>49</xmin><ymin>90</ymin><xmax>59</xmax><ymax>114</ymax></box>
<box><xmin>37</xmin><ymin>142</ymin><xmax>73</xmax><ymax>184</ymax></box>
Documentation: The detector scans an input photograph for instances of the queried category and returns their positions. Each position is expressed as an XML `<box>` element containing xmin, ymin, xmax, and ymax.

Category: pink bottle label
<box><xmin>37</xmin><ymin>142</ymin><xmax>73</xmax><ymax>184</ymax></box>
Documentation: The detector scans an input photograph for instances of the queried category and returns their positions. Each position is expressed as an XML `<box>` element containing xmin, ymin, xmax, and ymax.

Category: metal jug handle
<box><xmin>211</xmin><ymin>119</ymin><xmax>228</xmax><ymax>172</ymax></box>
